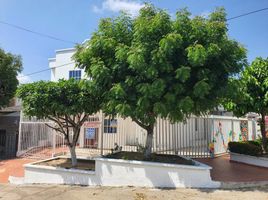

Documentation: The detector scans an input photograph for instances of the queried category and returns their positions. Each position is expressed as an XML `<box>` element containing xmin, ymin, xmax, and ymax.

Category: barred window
<box><xmin>69</xmin><ymin>70</ymin><xmax>81</xmax><ymax>80</ymax></box>
<box><xmin>104</xmin><ymin>119</ymin><xmax>117</xmax><ymax>134</ymax></box>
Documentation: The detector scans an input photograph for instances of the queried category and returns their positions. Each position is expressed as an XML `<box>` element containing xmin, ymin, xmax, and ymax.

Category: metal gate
<box><xmin>0</xmin><ymin>129</ymin><xmax>18</xmax><ymax>159</ymax></box>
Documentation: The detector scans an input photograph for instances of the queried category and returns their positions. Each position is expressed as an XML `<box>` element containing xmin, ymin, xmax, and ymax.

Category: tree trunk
<box><xmin>69</xmin><ymin>146</ymin><xmax>77</xmax><ymax>167</ymax></box>
<box><xmin>144</xmin><ymin>125</ymin><xmax>154</xmax><ymax>158</ymax></box>
<box><xmin>260</xmin><ymin>113</ymin><xmax>267</xmax><ymax>153</ymax></box>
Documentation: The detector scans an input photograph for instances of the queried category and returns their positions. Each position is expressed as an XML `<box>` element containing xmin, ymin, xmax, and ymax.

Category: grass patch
<box><xmin>104</xmin><ymin>151</ymin><xmax>195</xmax><ymax>165</ymax></box>
<box><xmin>35</xmin><ymin>158</ymin><xmax>95</xmax><ymax>171</ymax></box>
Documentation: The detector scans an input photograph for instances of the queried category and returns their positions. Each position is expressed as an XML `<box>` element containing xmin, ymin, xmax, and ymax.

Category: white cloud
<box><xmin>200</xmin><ymin>11</ymin><xmax>211</xmax><ymax>18</ymax></box>
<box><xmin>17</xmin><ymin>73</ymin><xmax>32</xmax><ymax>84</ymax></box>
<box><xmin>92</xmin><ymin>0</ymin><xmax>144</xmax><ymax>16</ymax></box>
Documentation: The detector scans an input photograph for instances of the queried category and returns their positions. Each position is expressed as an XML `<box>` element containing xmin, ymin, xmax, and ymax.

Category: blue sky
<box><xmin>0</xmin><ymin>0</ymin><xmax>268</xmax><ymax>83</ymax></box>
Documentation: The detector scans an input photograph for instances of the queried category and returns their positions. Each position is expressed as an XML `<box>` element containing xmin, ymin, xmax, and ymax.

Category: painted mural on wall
<box><xmin>240</xmin><ymin>120</ymin><xmax>248</xmax><ymax>141</ymax></box>
<box><xmin>214</xmin><ymin>122</ymin><xmax>228</xmax><ymax>151</ymax></box>
<box><xmin>210</xmin><ymin>121</ymin><xmax>236</xmax><ymax>157</ymax></box>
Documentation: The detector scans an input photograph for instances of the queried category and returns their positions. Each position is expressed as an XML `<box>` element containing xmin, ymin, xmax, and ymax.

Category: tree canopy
<box><xmin>0</xmin><ymin>48</ymin><xmax>22</xmax><ymax>108</ymax></box>
<box><xmin>74</xmin><ymin>5</ymin><xmax>247</xmax><ymax>157</ymax></box>
<box><xmin>224</xmin><ymin>57</ymin><xmax>268</xmax><ymax>150</ymax></box>
<box><xmin>17</xmin><ymin>79</ymin><xmax>102</xmax><ymax>166</ymax></box>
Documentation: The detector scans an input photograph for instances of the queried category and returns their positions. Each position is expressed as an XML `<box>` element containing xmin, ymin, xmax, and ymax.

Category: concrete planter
<box><xmin>23</xmin><ymin>156</ymin><xmax>220</xmax><ymax>188</ymax></box>
<box><xmin>230</xmin><ymin>152</ymin><xmax>268</xmax><ymax>168</ymax></box>
<box><xmin>24</xmin><ymin>157</ymin><xmax>97</xmax><ymax>186</ymax></box>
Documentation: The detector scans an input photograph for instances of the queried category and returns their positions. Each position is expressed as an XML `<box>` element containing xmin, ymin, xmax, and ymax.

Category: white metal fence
<box><xmin>17</xmin><ymin>112</ymin><xmax>258</xmax><ymax>159</ymax></box>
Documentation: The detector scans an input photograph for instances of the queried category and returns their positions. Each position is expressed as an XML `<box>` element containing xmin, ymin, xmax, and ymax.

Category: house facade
<box><xmin>17</xmin><ymin>48</ymin><xmax>259</xmax><ymax>159</ymax></box>
<box><xmin>49</xmin><ymin>48</ymin><xmax>86</xmax><ymax>81</ymax></box>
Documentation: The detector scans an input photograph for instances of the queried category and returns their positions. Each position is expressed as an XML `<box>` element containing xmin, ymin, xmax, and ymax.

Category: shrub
<box><xmin>255</xmin><ymin>136</ymin><xmax>268</xmax><ymax>148</ymax></box>
<box><xmin>228</xmin><ymin>141</ymin><xmax>262</xmax><ymax>156</ymax></box>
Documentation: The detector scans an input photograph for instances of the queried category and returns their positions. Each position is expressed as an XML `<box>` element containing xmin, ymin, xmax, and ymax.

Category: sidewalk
<box><xmin>196</xmin><ymin>154</ymin><xmax>268</xmax><ymax>182</ymax></box>
<box><xmin>0</xmin><ymin>158</ymin><xmax>35</xmax><ymax>183</ymax></box>
<box><xmin>1</xmin><ymin>184</ymin><xmax>268</xmax><ymax>200</ymax></box>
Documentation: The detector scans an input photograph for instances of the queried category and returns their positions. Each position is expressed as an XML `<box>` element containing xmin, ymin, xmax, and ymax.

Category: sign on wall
<box><xmin>84</xmin><ymin>121</ymin><xmax>101</xmax><ymax>128</ymax></box>
<box><xmin>85</xmin><ymin>128</ymin><xmax>95</xmax><ymax>139</ymax></box>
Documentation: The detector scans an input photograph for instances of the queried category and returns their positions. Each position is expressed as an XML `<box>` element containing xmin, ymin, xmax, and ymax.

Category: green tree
<box><xmin>74</xmin><ymin>5</ymin><xmax>247</xmax><ymax>157</ymax></box>
<box><xmin>0</xmin><ymin>48</ymin><xmax>22</xmax><ymax>108</ymax></box>
<box><xmin>225</xmin><ymin>57</ymin><xmax>268</xmax><ymax>151</ymax></box>
<box><xmin>17</xmin><ymin>79</ymin><xmax>102</xmax><ymax>166</ymax></box>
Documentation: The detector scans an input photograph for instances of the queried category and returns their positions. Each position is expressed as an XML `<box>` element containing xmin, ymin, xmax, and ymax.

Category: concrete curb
<box><xmin>8</xmin><ymin>175</ymin><xmax>268</xmax><ymax>189</ymax></box>
<box><xmin>221</xmin><ymin>181</ymin><xmax>268</xmax><ymax>189</ymax></box>
<box><xmin>8</xmin><ymin>176</ymin><xmax>25</xmax><ymax>185</ymax></box>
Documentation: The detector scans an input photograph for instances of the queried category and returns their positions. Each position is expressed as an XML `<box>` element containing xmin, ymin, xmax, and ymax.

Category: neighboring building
<box><xmin>49</xmin><ymin>48</ymin><xmax>86</xmax><ymax>81</ymax></box>
<box><xmin>0</xmin><ymin>98</ymin><xmax>21</xmax><ymax>159</ymax></box>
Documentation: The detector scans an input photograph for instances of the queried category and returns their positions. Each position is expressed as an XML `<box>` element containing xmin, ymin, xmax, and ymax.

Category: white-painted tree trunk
<box><xmin>144</xmin><ymin>127</ymin><xmax>154</xmax><ymax>158</ymax></box>
<box><xmin>69</xmin><ymin>146</ymin><xmax>77</xmax><ymax>167</ymax></box>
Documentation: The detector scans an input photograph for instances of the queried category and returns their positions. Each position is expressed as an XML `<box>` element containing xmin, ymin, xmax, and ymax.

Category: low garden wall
<box><xmin>23</xmin><ymin>157</ymin><xmax>220</xmax><ymax>188</ymax></box>
<box><xmin>230</xmin><ymin>152</ymin><xmax>268</xmax><ymax>168</ymax></box>
<box><xmin>24</xmin><ymin>158</ymin><xmax>98</xmax><ymax>185</ymax></box>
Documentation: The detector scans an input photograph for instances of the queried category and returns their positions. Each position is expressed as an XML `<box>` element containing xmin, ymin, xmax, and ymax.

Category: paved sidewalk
<box><xmin>0</xmin><ymin>158</ymin><xmax>35</xmax><ymax>183</ymax></box>
<box><xmin>195</xmin><ymin>154</ymin><xmax>268</xmax><ymax>182</ymax></box>
<box><xmin>0</xmin><ymin>184</ymin><xmax>268</xmax><ymax>200</ymax></box>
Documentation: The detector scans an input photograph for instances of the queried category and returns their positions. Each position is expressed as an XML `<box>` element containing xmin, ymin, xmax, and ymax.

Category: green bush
<box><xmin>255</xmin><ymin>136</ymin><xmax>268</xmax><ymax>148</ymax></box>
<box><xmin>228</xmin><ymin>141</ymin><xmax>262</xmax><ymax>156</ymax></box>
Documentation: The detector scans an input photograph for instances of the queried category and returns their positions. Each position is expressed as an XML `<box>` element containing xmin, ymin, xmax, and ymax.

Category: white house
<box><xmin>49</xmin><ymin>48</ymin><xmax>86</xmax><ymax>81</ymax></box>
<box><xmin>17</xmin><ymin>48</ymin><xmax>259</xmax><ymax>159</ymax></box>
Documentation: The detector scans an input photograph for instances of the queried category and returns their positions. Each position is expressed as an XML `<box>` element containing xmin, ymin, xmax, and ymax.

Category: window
<box><xmin>69</xmin><ymin>70</ymin><xmax>81</xmax><ymax>80</ymax></box>
<box><xmin>104</xmin><ymin>119</ymin><xmax>117</xmax><ymax>134</ymax></box>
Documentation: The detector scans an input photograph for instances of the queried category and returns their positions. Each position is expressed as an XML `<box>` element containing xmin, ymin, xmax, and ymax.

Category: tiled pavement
<box><xmin>196</xmin><ymin>154</ymin><xmax>268</xmax><ymax>182</ymax></box>
<box><xmin>0</xmin><ymin>158</ymin><xmax>35</xmax><ymax>183</ymax></box>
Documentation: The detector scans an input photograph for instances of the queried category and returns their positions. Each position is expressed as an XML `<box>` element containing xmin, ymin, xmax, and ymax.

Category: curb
<box><xmin>221</xmin><ymin>181</ymin><xmax>268</xmax><ymax>189</ymax></box>
<box><xmin>8</xmin><ymin>176</ymin><xmax>25</xmax><ymax>185</ymax></box>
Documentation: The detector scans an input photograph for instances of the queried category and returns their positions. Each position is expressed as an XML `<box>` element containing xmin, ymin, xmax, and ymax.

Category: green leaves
<box><xmin>0</xmin><ymin>48</ymin><xmax>22</xmax><ymax>108</ymax></box>
<box><xmin>74</xmin><ymin>4</ymin><xmax>246</xmax><ymax>130</ymax></box>
<box><xmin>193</xmin><ymin>80</ymin><xmax>211</xmax><ymax>98</ymax></box>
<box><xmin>187</xmin><ymin>44</ymin><xmax>207</xmax><ymax>66</ymax></box>
<box><xmin>110</xmin><ymin>83</ymin><xmax>126</xmax><ymax>98</ymax></box>
<box><xmin>179</xmin><ymin>96</ymin><xmax>194</xmax><ymax>112</ymax></box>
<box><xmin>175</xmin><ymin>66</ymin><xmax>191</xmax><ymax>82</ymax></box>
<box><xmin>17</xmin><ymin>79</ymin><xmax>102</xmax><ymax>119</ymax></box>
<box><xmin>224</xmin><ymin>57</ymin><xmax>268</xmax><ymax>117</ymax></box>
<box><xmin>159</xmin><ymin>33</ymin><xmax>182</xmax><ymax>57</ymax></box>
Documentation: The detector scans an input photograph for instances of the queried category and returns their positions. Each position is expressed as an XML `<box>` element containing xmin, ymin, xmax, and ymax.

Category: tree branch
<box><xmin>132</xmin><ymin>118</ymin><xmax>149</xmax><ymax>130</ymax></box>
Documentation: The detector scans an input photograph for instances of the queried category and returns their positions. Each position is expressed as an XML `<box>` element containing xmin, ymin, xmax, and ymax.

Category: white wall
<box><xmin>211</xmin><ymin>116</ymin><xmax>259</xmax><ymax>154</ymax></box>
<box><xmin>23</xmin><ymin>157</ymin><xmax>220</xmax><ymax>188</ymax></box>
<box><xmin>49</xmin><ymin>48</ymin><xmax>86</xmax><ymax>81</ymax></box>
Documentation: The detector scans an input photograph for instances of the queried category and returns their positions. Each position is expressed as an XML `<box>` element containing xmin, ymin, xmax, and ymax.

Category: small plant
<box><xmin>136</xmin><ymin>144</ymin><xmax>146</xmax><ymax>153</ymax></box>
<box><xmin>111</xmin><ymin>142</ymin><xmax>122</xmax><ymax>154</ymax></box>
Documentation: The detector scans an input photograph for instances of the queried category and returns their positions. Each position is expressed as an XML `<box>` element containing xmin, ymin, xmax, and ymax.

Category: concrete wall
<box><xmin>230</xmin><ymin>152</ymin><xmax>268</xmax><ymax>168</ymax></box>
<box><xmin>211</xmin><ymin>116</ymin><xmax>258</xmax><ymax>154</ymax></box>
<box><xmin>23</xmin><ymin>157</ymin><xmax>220</xmax><ymax>188</ymax></box>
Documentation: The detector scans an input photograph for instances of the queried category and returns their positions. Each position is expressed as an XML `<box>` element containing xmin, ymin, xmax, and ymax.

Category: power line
<box><xmin>227</xmin><ymin>7</ymin><xmax>268</xmax><ymax>21</ymax></box>
<box><xmin>10</xmin><ymin>7</ymin><xmax>268</xmax><ymax>78</ymax></box>
<box><xmin>0</xmin><ymin>20</ymin><xmax>78</xmax><ymax>44</ymax></box>
<box><xmin>1</xmin><ymin>7</ymin><xmax>268</xmax><ymax>45</ymax></box>
<box><xmin>18</xmin><ymin>62</ymin><xmax>75</xmax><ymax>78</ymax></box>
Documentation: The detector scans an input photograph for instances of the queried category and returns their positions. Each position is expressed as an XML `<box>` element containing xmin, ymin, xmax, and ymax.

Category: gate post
<box><xmin>16</xmin><ymin>110</ymin><xmax>23</xmax><ymax>157</ymax></box>
<box><xmin>100</xmin><ymin>112</ymin><xmax>104</xmax><ymax>156</ymax></box>
<box><xmin>231</xmin><ymin>119</ymin><xmax>234</xmax><ymax>141</ymax></box>
<box><xmin>52</xmin><ymin>128</ymin><xmax>56</xmax><ymax>157</ymax></box>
